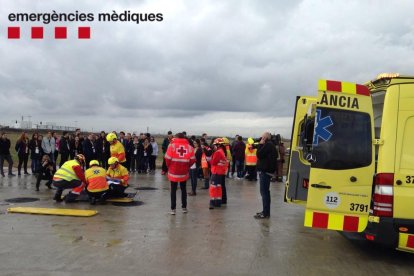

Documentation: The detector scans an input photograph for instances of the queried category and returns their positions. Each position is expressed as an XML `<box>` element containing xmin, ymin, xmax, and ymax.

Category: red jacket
<box><xmin>211</xmin><ymin>148</ymin><xmax>228</xmax><ymax>175</ymax></box>
<box><xmin>165</xmin><ymin>138</ymin><xmax>195</xmax><ymax>182</ymax></box>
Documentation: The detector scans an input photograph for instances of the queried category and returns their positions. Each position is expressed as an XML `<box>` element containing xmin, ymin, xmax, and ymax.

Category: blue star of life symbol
<box><xmin>313</xmin><ymin>109</ymin><xmax>333</xmax><ymax>145</ymax></box>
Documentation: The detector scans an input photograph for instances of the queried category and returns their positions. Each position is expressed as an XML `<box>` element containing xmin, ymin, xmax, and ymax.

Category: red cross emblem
<box><xmin>176</xmin><ymin>146</ymin><xmax>187</xmax><ymax>157</ymax></box>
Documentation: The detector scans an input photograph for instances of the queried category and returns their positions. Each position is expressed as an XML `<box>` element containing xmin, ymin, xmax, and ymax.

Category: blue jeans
<box><xmin>48</xmin><ymin>152</ymin><xmax>55</xmax><ymax>165</ymax></box>
<box><xmin>259</xmin><ymin>172</ymin><xmax>271</xmax><ymax>216</ymax></box>
<box><xmin>190</xmin><ymin>168</ymin><xmax>198</xmax><ymax>193</ymax></box>
<box><xmin>31</xmin><ymin>158</ymin><xmax>41</xmax><ymax>173</ymax></box>
<box><xmin>141</xmin><ymin>156</ymin><xmax>149</xmax><ymax>172</ymax></box>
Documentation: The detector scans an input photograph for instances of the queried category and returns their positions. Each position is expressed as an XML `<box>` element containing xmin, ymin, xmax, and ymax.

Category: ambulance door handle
<box><xmin>311</xmin><ymin>184</ymin><xmax>331</xmax><ymax>189</ymax></box>
<box><xmin>350</xmin><ymin>176</ymin><xmax>357</xmax><ymax>182</ymax></box>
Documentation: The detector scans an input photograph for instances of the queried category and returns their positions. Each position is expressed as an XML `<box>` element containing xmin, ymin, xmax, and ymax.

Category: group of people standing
<box><xmin>229</xmin><ymin>135</ymin><xmax>286</xmax><ymax>182</ymax></box>
<box><xmin>0</xmin><ymin>131</ymin><xmax>54</xmax><ymax>177</ymax></box>
<box><xmin>163</xmin><ymin>131</ymin><xmax>282</xmax><ymax>219</ymax></box>
<box><xmin>163</xmin><ymin>133</ymin><xmax>230</xmax><ymax>214</ymax></box>
<box><xmin>0</xmin><ymin>129</ymin><xmax>159</xmax><ymax>176</ymax></box>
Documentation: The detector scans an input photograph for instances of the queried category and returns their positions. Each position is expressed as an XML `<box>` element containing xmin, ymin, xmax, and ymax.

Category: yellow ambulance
<box><xmin>285</xmin><ymin>74</ymin><xmax>414</xmax><ymax>253</ymax></box>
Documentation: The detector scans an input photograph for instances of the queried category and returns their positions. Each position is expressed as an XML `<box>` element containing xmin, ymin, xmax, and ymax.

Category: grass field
<box><xmin>2</xmin><ymin>130</ymin><xmax>290</xmax><ymax>176</ymax></box>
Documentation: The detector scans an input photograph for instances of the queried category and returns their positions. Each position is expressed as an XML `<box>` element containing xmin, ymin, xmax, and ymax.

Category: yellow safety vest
<box><xmin>53</xmin><ymin>160</ymin><xmax>80</xmax><ymax>182</ymax></box>
<box><xmin>86</xmin><ymin>167</ymin><xmax>109</xmax><ymax>193</ymax></box>
<box><xmin>245</xmin><ymin>145</ymin><xmax>257</xmax><ymax>166</ymax></box>
<box><xmin>110</xmin><ymin>141</ymin><xmax>126</xmax><ymax>163</ymax></box>
<box><xmin>107</xmin><ymin>164</ymin><xmax>129</xmax><ymax>187</ymax></box>
<box><xmin>225</xmin><ymin>145</ymin><xmax>232</xmax><ymax>161</ymax></box>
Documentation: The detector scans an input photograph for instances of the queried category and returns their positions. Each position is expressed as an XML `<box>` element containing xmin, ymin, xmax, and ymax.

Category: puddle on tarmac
<box><xmin>5</xmin><ymin>197</ymin><xmax>40</xmax><ymax>203</ymax></box>
<box><xmin>135</xmin><ymin>187</ymin><xmax>158</xmax><ymax>190</ymax></box>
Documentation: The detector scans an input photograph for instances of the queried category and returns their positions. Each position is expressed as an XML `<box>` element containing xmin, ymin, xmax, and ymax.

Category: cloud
<box><xmin>1</xmin><ymin>0</ymin><xmax>414</xmax><ymax>137</ymax></box>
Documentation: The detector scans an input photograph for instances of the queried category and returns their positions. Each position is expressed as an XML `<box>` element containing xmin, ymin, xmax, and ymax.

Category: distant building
<box><xmin>12</xmin><ymin>120</ymin><xmax>32</xmax><ymax>129</ymax></box>
<box><xmin>21</xmin><ymin>121</ymin><xmax>32</xmax><ymax>129</ymax></box>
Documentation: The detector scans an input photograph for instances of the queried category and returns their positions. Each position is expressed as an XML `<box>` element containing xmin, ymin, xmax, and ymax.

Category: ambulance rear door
<box><xmin>394</xmin><ymin>84</ymin><xmax>414</xmax><ymax>220</ymax></box>
<box><xmin>304</xmin><ymin>80</ymin><xmax>375</xmax><ymax>232</ymax></box>
<box><xmin>285</xmin><ymin>96</ymin><xmax>316</xmax><ymax>203</ymax></box>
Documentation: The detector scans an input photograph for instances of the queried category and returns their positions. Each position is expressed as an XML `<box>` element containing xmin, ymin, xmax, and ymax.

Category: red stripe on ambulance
<box><xmin>407</xmin><ymin>236</ymin><xmax>414</xmax><ymax>248</ymax></box>
<box><xmin>343</xmin><ymin>216</ymin><xmax>359</xmax><ymax>232</ymax></box>
<box><xmin>326</xmin><ymin>80</ymin><xmax>342</xmax><ymax>93</ymax></box>
<box><xmin>312</xmin><ymin>212</ymin><xmax>329</xmax><ymax>228</ymax></box>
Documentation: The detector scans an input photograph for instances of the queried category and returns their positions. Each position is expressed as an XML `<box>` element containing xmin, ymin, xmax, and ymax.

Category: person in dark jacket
<box><xmin>189</xmin><ymin>139</ymin><xmax>202</xmax><ymax>196</ymax></box>
<box><xmin>232</xmin><ymin>136</ymin><xmax>246</xmax><ymax>179</ymax></box>
<box><xmin>96</xmin><ymin>131</ymin><xmax>110</xmax><ymax>169</ymax></box>
<box><xmin>75</xmin><ymin>128</ymin><xmax>84</xmax><ymax>143</ymax></box>
<box><xmin>200</xmin><ymin>137</ymin><xmax>213</xmax><ymax>189</ymax></box>
<box><xmin>59</xmin><ymin>131</ymin><xmax>71</xmax><ymax>167</ymax></box>
<box><xmin>141</xmin><ymin>138</ymin><xmax>153</xmax><ymax>173</ymax></box>
<box><xmin>119</xmin><ymin>131</ymin><xmax>126</xmax><ymax>145</ymax></box>
<box><xmin>194</xmin><ymin>139</ymin><xmax>203</xmax><ymax>179</ymax></box>
<box><xmin>130</xmin><ymin>136</ymin><xmax>143</xmax><ymax>172</ymax></box>
<box><xmin>161</xmin><ymin>131</ymin><xmax>173</xmax><ymax>175</ymax></box>
<box><xmin>124</xmin><ymin>133</ymin><xmax>133</xmax><ymax>172</ymax></box>
<box><xmin>82</xmin><ymin>133</ymin><xmax>97</xmax><ymax>169</ymax></box>
<box><xmin>254</xmin><ymin>132</ymin><xmax>277</xmax><ymax>219</ymax></box>
<box><xmin>15</xmin><ymin>132</ymin><xmax>30</xmax><ymax>176</ymax></box>
<box><xmin>35</xmin><ymin>154</ymin><xmax>55</xmax><ymax>191</ymax></box>
<box><xmin>70</xmin><ymin>136</ymin><xmax>83</xmax><ymax>159</ymax></box>
<box><xmin>0</xmin><ymin>132</ymin><xmax>15</xmax><ymax>177</ymax></box>
<box><xmin>38</xmin><ymin>135</ymin><xmax>45</xmax><ymax>155</ymax></box>
<box><xmin>52</xmin><ymin>132</ymin><xmax>59</xmax><ymax>170</ymax></box>
<box><xmin>29</xmin><ymin>132</ymin><xmax>42</xmax><ymax>174</ymax></box>
<box><xmin>230</xmin><ymin>135</ymin><xmax>239</xmax><ymax>177</ymax></box>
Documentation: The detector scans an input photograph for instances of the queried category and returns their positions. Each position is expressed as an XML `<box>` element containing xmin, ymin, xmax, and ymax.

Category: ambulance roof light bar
<box><xmin>366</xmin><ymin>73</ymin><xmax>400</xmax><ymax>88</ymax></box>
<box><xmin>375</xmin><ymin>73</ymin><xmax>400</xmax><ymax>80</ymax></box>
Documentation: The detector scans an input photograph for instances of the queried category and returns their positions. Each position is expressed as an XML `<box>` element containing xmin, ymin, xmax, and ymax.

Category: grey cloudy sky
<box><xmin>1</xmin><ymin>0</ymin><xmax>414</xmax><ymax>137</ymax></box>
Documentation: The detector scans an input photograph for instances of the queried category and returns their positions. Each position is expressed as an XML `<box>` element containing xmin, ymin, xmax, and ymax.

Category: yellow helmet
<box><xmin>222</xmin><ymin>137</ymin><xmax>229</xmax><ymax>145</ymax></box>
<box><xmin>89</xmin><ymin>160</ymin><xmax>99</xmax><ymax>167</ymax></box>
<box><xmin>106</xmin><ymin>133</ymin><xmax>117</xmax><ymax>142</ymax></box>
<box><xmin>108</xmin><ymin>157</ymin><xmax>119</xmax><ymax>165</ymax></box>
<box><xmin>247</xmin><ymin>137</ymin><xmax>254</xmax><ymax>145</ymax></box>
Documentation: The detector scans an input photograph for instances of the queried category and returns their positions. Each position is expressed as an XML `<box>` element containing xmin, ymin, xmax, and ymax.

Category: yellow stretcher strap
<box><xmin>7</xmin><ymin>207</ymin><xmax>98</xmax><ymax>217</ymax></box>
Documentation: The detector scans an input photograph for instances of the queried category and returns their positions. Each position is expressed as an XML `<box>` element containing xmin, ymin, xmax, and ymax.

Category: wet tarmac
<box><xmin>0</xmin><ymin>172</ymin><xmax>413</xmax><ymax>275</ymax></box>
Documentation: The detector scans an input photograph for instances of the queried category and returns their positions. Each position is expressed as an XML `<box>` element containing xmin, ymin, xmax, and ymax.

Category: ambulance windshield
<box><xmin>311</xmin><ymin>108</ymin><xmax>372</xmax><ymax>170</ymax></box>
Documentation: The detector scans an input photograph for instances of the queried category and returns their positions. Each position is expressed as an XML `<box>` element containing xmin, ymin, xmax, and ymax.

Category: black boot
<box><xmin>89</xmin><ymin>197</ymin><xmax>96</xmax><ymax>205</ymax></box>
<box><xmin>203</xmin><ymin>179</ymin><xmax>209</xmax><ymax>189</ymax></box>
<box><xmin>64</xmin><ymin>192</ymin><xmax>78</xmax><ymax>203</ymax></box>
<box><xmin>45</xmin><ymin>181</ymin><xmax>52</xmax><ymax>189</ymax></box>
<box><xmin>215</xmin><ymin>199</ymin><xmax>222</xmax><ymax>208</ymax></box>
<box><xmin>53</xmin><ymin>189</ymin><xmax>63</xmax><ymax>202</ymax></box>
<box><xmin>209</xmin><ymin>200</ymin><xmax>215</xmax><ymax>209</ymax></box>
